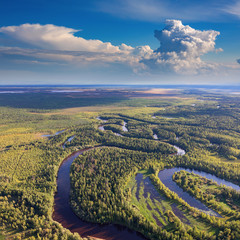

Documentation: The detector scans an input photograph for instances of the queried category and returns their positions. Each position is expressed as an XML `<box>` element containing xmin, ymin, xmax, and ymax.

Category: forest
<box><xmin>1</xmin><ymin>87</ymin><xmax>240</xmax><ymax>240</ymax></box>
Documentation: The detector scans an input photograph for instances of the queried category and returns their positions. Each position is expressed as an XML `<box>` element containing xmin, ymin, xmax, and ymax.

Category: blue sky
<box><xmin>0</xmin><ymin>0</ymin><xmax>240</xmax><ymax>85</ymax></box>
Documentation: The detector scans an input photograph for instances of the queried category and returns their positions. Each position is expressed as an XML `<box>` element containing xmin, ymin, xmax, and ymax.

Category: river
<box><xmin>42</xmin><ymin>129</ymin><xmax>65</xmax><ymax>138</ymax></box>
<box><xmin>152</xmin><ymin>133</ymin><xmax>185</xmax><ymax>156</ymax></box>
<box><xmin>122</xmin><ymin>121</ymin><xmax>128</xmax><ymax>132</ymax></box>
<box><xmin>158</xmin><ymin>167</ymin><xmax>240</xmax><ymax>216</ymax></box>
<box><xmin>97</xmin><ymin>117</ymin><xmax>128</xmax><ymax>133</ymax></box>
<box><xmin>62</xmin><ymin>136</ymin><xmax>75</xmax><ymax>149</ymax></box>
<box><xmin>135</xmin><ymin>164</ymin><xmax>240</xmax><ymax>221</ymax></box>
<box><xmin>53</xmin><ymin>121</ymin><xmax>240</xmax><ymax>238</ymax></box>
<box><xmin>53</xmin><ymin>148</ymin><xmax>146</xmax><ymax>240</ymax></box>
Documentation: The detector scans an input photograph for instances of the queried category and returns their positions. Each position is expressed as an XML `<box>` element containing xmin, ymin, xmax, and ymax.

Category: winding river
<box><xmin>53</xmin><ymin>148</ymin><xmax>146</xmax><ymax>240</ymax></box>
<box><xmin>159</xmin><ymin>167</ymin><xmax>240</xmax><ymax>192</ymax></box>
<box><xmin>62</xmin><ymin>136</ymin><xmax>75</xmax><ymax>149</ymax></box>
<box><xmin>158</xmin><ymin>167</ymin><xmax>240</xmax><ymax>216</ymax></box>
<box><xmin>97</xmin><ymin>117</ymin><xmax>128</xmax><ymax>133</ymax></box>
<box><xmin>153</xmin><ymin>133</ymin><xmax>185</xmax><ymax>156</ymax></box>
<box><xmin>42</xmin><ymin>129</ymin><xmax>65</xmax><ymax>138</ymax></box>
<box><xmin>52</xmin><ymin>120</ymin><xmax>240</xmax><ymax>239</ymax></box>
<box><xmin>96</xmin><ymin>116</ymin><xmax>108</xmax><ymax>122</ymax></box>
<box><xmin>151</xmin><ymin>132</ymin><xmax>219</xmax><ymax>215</ymax></box>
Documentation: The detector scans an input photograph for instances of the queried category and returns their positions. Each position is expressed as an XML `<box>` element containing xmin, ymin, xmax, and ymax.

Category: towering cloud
<box><xmin>142</xmin><ymin>20</ymin><xmax>221</xmax><ymax>74</ymax></box>
<box><xmin>155</xmin><ymin>20</ymin><xmax>219</xmax><ymax>56</ymax></box>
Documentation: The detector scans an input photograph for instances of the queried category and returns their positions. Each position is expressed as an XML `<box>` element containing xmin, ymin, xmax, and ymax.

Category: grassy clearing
<box><xmin>126</xmin><ymin>170</ymin><xmax>217</xmax><ymax>234</ymax></box>
<box><xmin>0</xmin><ymin>133</ymin><xmax>43</xmax><ymax>149</ymax></box>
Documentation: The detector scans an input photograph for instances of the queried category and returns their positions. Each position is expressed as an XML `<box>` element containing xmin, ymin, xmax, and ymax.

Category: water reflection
<box><xmin>158</xmin><ymin>168</ymin><xmax>229</xmax><ymax>217</ymax></box>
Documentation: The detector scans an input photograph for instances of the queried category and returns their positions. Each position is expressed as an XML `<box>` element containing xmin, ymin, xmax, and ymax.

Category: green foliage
<box><xmin>1</xmin><ymin>89</ymin><xmax>240</xmax><ymax>239</ymax></box>
<box><xmin>173</xmin><ymin>171</ymin><xmax>240</xmax><ymax>219</ymax></box>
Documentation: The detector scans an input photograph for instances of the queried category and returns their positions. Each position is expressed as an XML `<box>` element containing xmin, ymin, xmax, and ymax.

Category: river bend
<box><xmin>53</xmin><ymin>148</ymin><xmax>145</xmax><ymax>240</ymax></box>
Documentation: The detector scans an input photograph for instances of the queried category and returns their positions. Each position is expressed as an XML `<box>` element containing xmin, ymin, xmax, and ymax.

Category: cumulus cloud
<box><xmin>0</xmin><ymin>24</ymin><xmax>123</xmax><ymax>53</ymax></box>
<box><xmin>0</xmin><ymin>24</ymin><xmax>154</xmax><ymax>71</ymax></box>
<box><xmin>155</xmin><ymin>20</ymin><xmax>220</xmax><ymax>55</ymax></box>
<box><xmin>0</xmin><ymin>21</ymin><xmax>223</xmax><ymax>75</ymax></box>
<box><xmin>142</xmin><ymin>20</ymin><xmax>221</xmax><ymax>74</ymax></box>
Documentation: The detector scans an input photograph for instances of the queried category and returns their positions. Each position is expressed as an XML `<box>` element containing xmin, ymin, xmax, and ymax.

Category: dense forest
<box><xmin>1</xmin><ymin>88</ymin><xmax>240</xmax><ymax>239</ymax></box>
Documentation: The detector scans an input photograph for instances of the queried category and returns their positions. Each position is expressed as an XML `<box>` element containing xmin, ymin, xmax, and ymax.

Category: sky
<box><xmin>0</xmin><ymin>0</ymin><xmax>240</xmax><ymax>85</ymax></box>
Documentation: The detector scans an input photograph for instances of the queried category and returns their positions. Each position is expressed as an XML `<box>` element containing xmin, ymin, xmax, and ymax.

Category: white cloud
<box><xmin>0</xmin><ymin>23</ymin><xmax>121</xmax><ymax>53</ymax></box>
<box><xmin>155</xmin><ymin>20</ymin><xmax>220</xmax><ymax>55</ymax></box>
<box><xmin>0</xmin><ymin>24</ymin><xmax>154</xmax><ymax>71</ymax></box>
<box><xmin>142</xmin><ymin>20</ymin><xmax>221</xmax><ymax>74</ymax></box>
<box><xmin>96</xmin><ymin>0</ymin><xmax>231</xmax><ymax>22</ymax></box>
<box><xmin>0</xmin><ymin>45</ymin><xmax>152</xmax><ymax>73</ymax></box>
<box><xmin>223</xmin><ymin>1</ymin><xmax>240</xmax><ymax>18</ymax></box>
<box><xmin>0</xmin><ymin>21</ymin><xmax>230</xmax><ymax>76</ymax></box>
